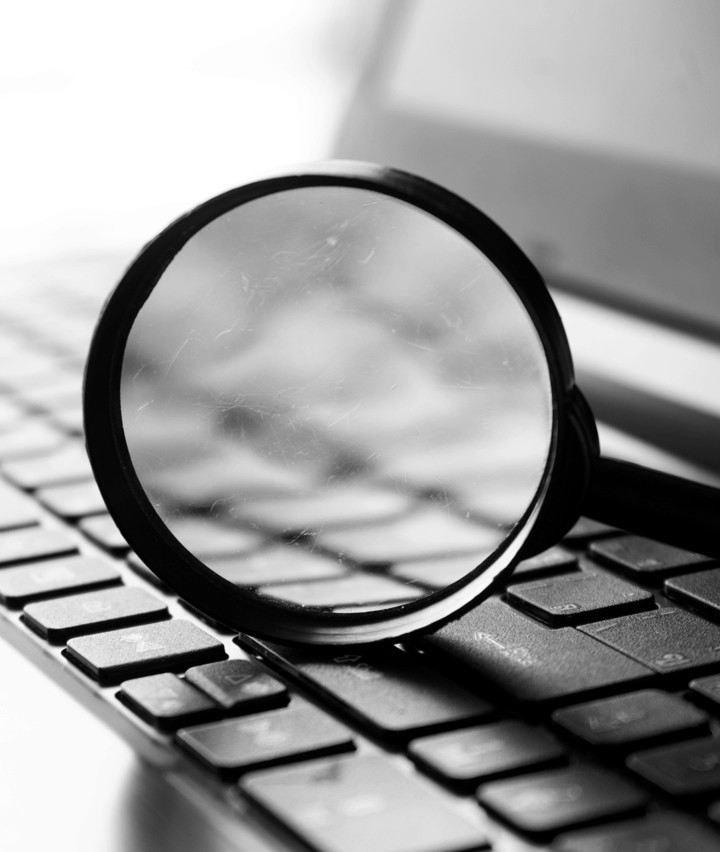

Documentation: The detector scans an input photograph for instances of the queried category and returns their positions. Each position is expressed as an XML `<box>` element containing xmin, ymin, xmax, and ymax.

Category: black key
<box><xmin>590</xmin><ymin>536</ymin><xmax>714</xmax><ymax>583</ymax></box>
<box><xmin>421</xmin><ymin>597</ymin><xmax>654</xmax><ymax>707</ymax></box>
<box><xmin>477</xmin><ymin>765</ymin><xmax>647</xmax><ymax>840</ymax></box>
<box><xmin>0</xmin><ymin>526</ymin><xmax>78</xmax><ymax>566</ymax></box>
<box><xmin>177</xmin><ymin>701</ymin><xmax>355</xmax><ymax>777</ymax></box>
<box><xmin>118</xmin><ymin>673</ymin><xmax>221</xmax><ymax>730</ymax></box>
<box><xmin>37</xmin><ymin>480</ymin><xmax>106</xmax><ymax>520</ymax></box>
<box><xmin>551</xmin><ymin>689</ymin><xmax>709</xmax><ymax>751</ymax></box>
<box><xmin>2</xmin><ymin>444</ymin><xmax>92</xmax><ymax>489</ymax></box>
<box><xmin>66</xmin><ymin>619</ymin><xmax>227</xmax><ymax>684</ymax></box>
<box><xmin>0</xmin><ymin>483</ymin><xmax>40</xmax><ymax>531</ymax></box>
<box><xmin>243</xmin><ymin>641</ymin><xmax>495</xmax><ymax>740</ymax></box>
<box><xmin>507</xmin><ymin>545</ymin><xmax>578</xmax><ymax>582</ymax></box>
<box><xmin>665</xmin><ymin>568</ymin><xmax>720</xmax><ymax>619</ymax></box>
<box><xmin>554</xmin><ymin>814</ymin><xmax>720</xmax><ymax>852</ymax></box>
<box><xmin>0</xmin><ymin>555</ymin><xmax>120</xmax><ymax>607</ymax></box>
<box><xmin>22</xmin><ymin>585</ymin><xmax>169</xmax><ymax>642</ymax></box>
<box><xmin>78</xmin><ymin>514</ymin><xmax>129</xmax><ymax>554</ymax></box>
<box><xmin>184</xmin><ymin>659</ymin><xmax>289</xmax><ymax>713</ymax></box>
<box><xmin>690</xmin><ymin>674</ymin><xmax>720</xmax><ymax>711</ymax></box>
<box><xmin>581</xmin><ymin>607</ymin><xmax>720</xmax><ymax>681</ymax></box>
<box><xmin>242</xmin><ymin>753</ymin><xmax>489</xmax><ymax>852</ymax></box>
<box><xmin>409</xmin><ymin>721</ymin><xmax>566</xmax><ymax>787</ymax></box>
<box><xmin>507</xmin><ymin>569</ymin><xmax>654</xmax><ymax>625</ymax></box>
<box><xmin>708</xmin><ymin>800</ymin><xmax>720</xmax><ymax>830</ymax></box>
<box><xmin>627</xmin><ymin>736</ymin><xmax>720</xmax><ymax>798</ymax></box>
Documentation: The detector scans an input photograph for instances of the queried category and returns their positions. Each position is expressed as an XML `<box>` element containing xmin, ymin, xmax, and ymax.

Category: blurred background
<box><xmin>0</xmin><ymin>0</ymin><xmax>380</xmax><ymax>263</ymax></box>
<box><xmin>3</xmin><ymin>0</ymin><xmax>719</xmax><ymax>467</ymax></box>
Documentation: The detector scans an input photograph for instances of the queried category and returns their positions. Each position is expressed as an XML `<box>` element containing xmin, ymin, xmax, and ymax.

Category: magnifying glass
<box><xmin>84</xmin><ymin>161</ymin><xmax>720</xmax><ymax>646</ymax></box>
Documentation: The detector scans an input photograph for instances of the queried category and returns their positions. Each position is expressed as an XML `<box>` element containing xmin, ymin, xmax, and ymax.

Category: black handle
<box><xmin>584</xmin><ymin>456</ymin><xmax>720</xmax><ymax>558</ymax></box>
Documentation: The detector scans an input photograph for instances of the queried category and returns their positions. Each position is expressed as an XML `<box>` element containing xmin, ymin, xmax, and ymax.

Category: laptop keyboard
<box><xmin>2</xmin><ymin>258</ymin><xmax>720</xmax><ymax>850</ymax></box>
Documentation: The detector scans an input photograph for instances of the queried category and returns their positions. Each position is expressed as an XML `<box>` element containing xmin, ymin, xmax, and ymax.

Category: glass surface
<box><xmin>121</xmin><ymin>186</ymin><xmax>553</xmax><ymax>613</ymax></box>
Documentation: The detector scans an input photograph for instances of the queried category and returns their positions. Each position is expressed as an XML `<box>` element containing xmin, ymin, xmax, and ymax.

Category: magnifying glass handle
<box><xmin>585</xmin><ymin>457</ymin><xmax>720</xmax><ymax>558</ymax></box>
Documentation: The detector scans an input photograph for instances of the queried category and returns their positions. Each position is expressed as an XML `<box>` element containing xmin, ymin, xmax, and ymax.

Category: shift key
<box><xmin>420</xmin><ymin>597</ymin><xmax>654</xmax><ymax>707</ymax></box>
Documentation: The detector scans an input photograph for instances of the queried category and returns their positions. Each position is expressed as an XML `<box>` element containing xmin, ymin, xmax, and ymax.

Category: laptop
<box><xmin>3</xmin><ymin>1</ymin><xmax>720</xmax><ymax>850</ymax></box>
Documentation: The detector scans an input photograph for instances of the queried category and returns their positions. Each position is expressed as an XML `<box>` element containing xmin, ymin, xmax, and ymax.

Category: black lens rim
<box><xmin>83</xmin><ymin>160</ymin><xmax>578</xmax><ymax>644</ymax></box>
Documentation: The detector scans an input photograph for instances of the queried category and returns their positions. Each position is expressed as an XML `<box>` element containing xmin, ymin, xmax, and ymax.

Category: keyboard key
<box><xmin>78</xmin><ymin>514</ymin><xmax>129</xmax><ymax>553</ymax></box>
<box><xmin>315</xmin><ymin>506</ymin><xmax>501</xmax><ymax>565</ymax></box>
<box><xmin>690</xmin><ymin>674</ymin><xmax>720</xmax><ymax>711</ymax></box>
<box><xmin>0</xmin><ymin>483</ymin><xmax>40</xmax><ymax>531</ymax></box>
<box><xmin>234</xmin><ymin>485</ymin><xmax>414</xmax><ymax>534</ymax></box>
<box><xmin>184</xmin><ymin>659</ymin><xmax>289</xmax><ymax>713</ymax></box>
<box><xmin>259</xmin><ymin>574</ymin><xmax>425</xmax><ymax>608</ymax></box>
<box><xmin>0</xmin><ymin>397</ymin><xmax>24</xmax><ymax>426</ymax></box>
<box><xmin>707</xmin><ymin>800</ymin><xmax>720</xmax><ymax>830</ymax></box>
<box><xmin>209</xmin><ymin>544</ymin><xmax>346</xmax><ymax>587</ymax></box>
<box><xmin>477</xmin><ymin>765</ymin><xmax>648</xmax><ymax>840</ymax></box>
<box><xmin>244</xmin><ymin>641</ymin><xmax>495</xmax><ymax>741</ymax></box>
<box><xmin>242</xmin><ymin>753</ymin><xmax>489</xmax><ymax>852</ymax></box>
<box><xmin>421</xmin><ymin>597</ymin><xmax>654</xmax><ymax>707</ymax></box>
<box><xmin>627</xmin><ymin>736</ymin><xmax>720</xmax><ymax>798</ymax></box>
<box><xmin>178</xmin><ymin>701</ymin><xmax>355</xmax><ymax>777</ymax></box>
<box><xmin>507</xmin><ymin>545</ymin><xmax>578</xmax><ymax>582</ymax></box>
<box><xmin>0</xmin><ymin>555</ymin><xmax>121</xmax><ymax>607</ymax></box>
<box><xmin>2</xmin><ymin>444</ymin><xmax>93</xmax><ymax>489</ymax></box>
<box><xmin>665</xmin><ymin>568</ymin><xmax>720</xmax><ymax>619</ymax></box>
<box><xmin>22</xmin><ymin>585</ymin><xmax>169</xmax><ymax>642</ymax></box>
<box><xmin>49</xmin><ymin>404</ymin><xmax>84</xmax><ymax>435</ymax></box>
<box><xmin>409</xmin><ymin>721</ymin><xmax>566</xmax><ymax>787</ymax></box>
<box><xmin>66</xmin><ymin>619</ymin><xmax>227</xmax><ymax>684</ymax></box>
<box><xmin>590</xmin><ymin>536</ymin><xmax>715</xmax><ymax>584</ymax></box>
<box><xmin>118</xmin><ymin>673</ymin><xmax>221</xmax><ymax>730</ymax></box>
<box><xmin>551</xmin><ymin>689</ymin><xmax>709</xmax><ymax>751</ymax></box>
<box><xmin>37</xmin><ymin>480</ymin><xmax>106</xmax><ymax>520</ymax></box>
<box><xmin>581</xmin><ymin>607</ymin><xmax>720</xmax><ymax>681</ymax></box>
<box><xmin>163</xmin><ymin>516</ymin><xmax>264</xmax><ymax>560</ymax></box>
<box><xmin>389</xmin><ymin>554</ymin><xmax>477</xmax><ymax>589</ymax></box>
<box><xmin>18</xmin><ymin>379</ymin><xmax>80</xmax><ymax>413</ymax></box>
<box><xmin>506</xmin><ymin>569</ymin><xmax>654</xmax><ymax>625</ymax></box>
<box><xmin>0</xmin><ymin>526</ymin><xmax>77</xmax><ymax>566</ymax></box>
<box><xmin>554</xmin><ymin>813</ymin><xmax>720</xmax><ymax>852</ymax></box>
<box><xmin>0</xmin><ymin>421</ymin><xmax>65</xmax><ymax>461</ymax></box>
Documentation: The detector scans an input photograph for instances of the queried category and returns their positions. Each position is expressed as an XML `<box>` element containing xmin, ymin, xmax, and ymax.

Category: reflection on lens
<box><xmin>121</xmin><ymin>186</ymin><xmax>552</xmax><ymax>613</ymax></box>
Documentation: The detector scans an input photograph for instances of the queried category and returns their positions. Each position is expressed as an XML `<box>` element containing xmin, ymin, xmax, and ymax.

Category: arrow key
<box><xmin>185</xmin><ymin>659</ymin><xmax>289</xmax><ymax>713</ymax></box>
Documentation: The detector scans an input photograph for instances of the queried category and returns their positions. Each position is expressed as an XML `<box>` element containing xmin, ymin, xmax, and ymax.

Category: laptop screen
<box><xmin>334</xmin><ymin>0</ymin><xmax>720</xmax><ymax>476</ymax></box>
<box><xmin>335</xmin><ymin>0</ymin><xmax>720</xmax><ymax>333</ymax></box>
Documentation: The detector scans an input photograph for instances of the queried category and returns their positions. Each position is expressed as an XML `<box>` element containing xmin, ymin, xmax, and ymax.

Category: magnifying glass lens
<box><xmin>86</xmin><ymin>164</ymin><xmax>720</xmax><ymax>643</ymax></box>
<box><xmin>119</xmin><ymin>184</ymin><xmax>552</xmax><ymax>624</ymax></box>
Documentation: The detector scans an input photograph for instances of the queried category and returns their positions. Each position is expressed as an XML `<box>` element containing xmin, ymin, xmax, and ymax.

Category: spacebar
<box><xmin>417</xmin><ymin>597</ymin><xmax>655</xmax><ymax>707</ymax></box>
